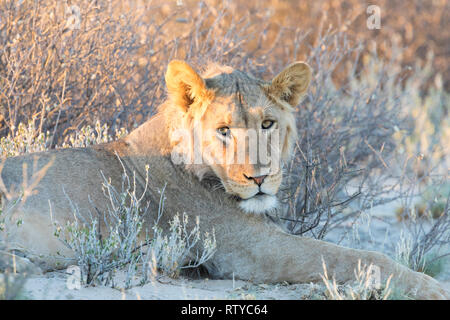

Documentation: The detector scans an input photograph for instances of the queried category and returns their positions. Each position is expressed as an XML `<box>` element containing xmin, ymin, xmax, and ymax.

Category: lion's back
<box><xmin>0</xmin><ymin>145</ymin><xmax>125</xmax><ymax>219</ymax></box>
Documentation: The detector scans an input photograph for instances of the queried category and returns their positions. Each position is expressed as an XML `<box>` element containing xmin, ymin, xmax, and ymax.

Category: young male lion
<box><xmin>0</xmin><ymin>60</ymin><xmax>448</xmax><ymax>299</ymax></box>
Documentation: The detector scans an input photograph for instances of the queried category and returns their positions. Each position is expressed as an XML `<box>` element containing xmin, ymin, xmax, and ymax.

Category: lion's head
<box><xmin>163</xmin><ymin>60</ymin><xmax>311</xmax><ymax>214</ymax></box>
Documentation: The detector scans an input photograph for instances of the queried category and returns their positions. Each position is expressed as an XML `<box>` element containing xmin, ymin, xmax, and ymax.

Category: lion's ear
<box><xmin>267</xmin><ymin>62</ymin><xmax>311</xmax><ymax>108</ymax></box>
<box><xmin>165</xmin><ymin>60</ymin><xmax>212</xmax><ymax>112</ymax></box>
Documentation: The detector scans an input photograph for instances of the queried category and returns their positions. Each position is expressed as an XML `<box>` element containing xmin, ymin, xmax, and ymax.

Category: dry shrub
<box><xmin>0</xmin><ymin>0</ymin><xmax>448</xmax><ymax>277</ymax></box>
<box><xmin>1</xmin><ymin>0</ymin><xmax>448</xmax><ymax>140</ymax></box>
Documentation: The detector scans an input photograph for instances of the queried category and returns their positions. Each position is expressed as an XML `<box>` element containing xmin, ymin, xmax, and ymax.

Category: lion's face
<box><xmin>165</xmin><ymin>61</ymin><xmax>311</xmax><ymax>214</ymax></box>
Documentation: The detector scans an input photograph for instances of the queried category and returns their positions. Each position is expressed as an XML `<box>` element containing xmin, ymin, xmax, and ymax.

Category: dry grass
<box><xmin>54</xmin><ymin>166</ymin><xmax>216</xmax><ymax>288</ymax></box>
<box><xmin>320</xmin><ymin>258</ymin><xmax>404</xmax><ymax>300</ymax></box>
<box><xmin>0</xmin><ymin>0</ymin><xmax>448</xmax><ymax>297</ymax></box>
<box><xmin>1</xmin><ymin>0</ymin><xmax>448</xmax><ymax>140</ymax></box>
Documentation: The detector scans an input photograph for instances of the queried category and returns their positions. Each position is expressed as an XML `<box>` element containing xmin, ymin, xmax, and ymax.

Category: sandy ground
<box><xmin>3</xmin><ymin>200</ymin><xmax>450</xmax><ymax>300</ymax></box>
<box><xmin>16</xmin><ymin>269</ymin><xmax>450</xmax><ymax>300</ymax></box>
<box><xmin>20</xmin><ymin>273</ymin><xmax>326</xmax><ymax>300</ymax></box>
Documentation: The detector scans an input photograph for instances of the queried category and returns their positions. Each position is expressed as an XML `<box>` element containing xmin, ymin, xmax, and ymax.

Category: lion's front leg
<box><xmin>212</xmin><ymin>218</ymin><xmax>449</xmax><ymax>300</ymax></box>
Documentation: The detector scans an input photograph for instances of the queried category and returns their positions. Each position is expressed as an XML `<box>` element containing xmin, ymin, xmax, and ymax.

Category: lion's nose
<box><xmin>244</xmin><ymin>174</ymin><xmax>267</xmax><ymax>186</ymax></box>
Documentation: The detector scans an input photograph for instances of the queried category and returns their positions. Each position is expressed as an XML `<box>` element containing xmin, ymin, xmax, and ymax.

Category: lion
<box><xmin>0</xmin><ymin>60</ymin><xmax>448</xmax><ymax>299</ymax></box>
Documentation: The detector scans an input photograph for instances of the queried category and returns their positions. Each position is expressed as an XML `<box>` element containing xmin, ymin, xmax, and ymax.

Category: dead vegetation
<box><xmin>0</xmin><ymin>0</ymin><xmax>449</xmax><ymax>298</ymax></box>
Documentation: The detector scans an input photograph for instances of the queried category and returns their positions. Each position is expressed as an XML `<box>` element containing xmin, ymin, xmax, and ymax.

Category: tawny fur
<box><xmin>0</xmin><ymin>60</ymin><xmax>448</xmax><ymax>299</ymax></box>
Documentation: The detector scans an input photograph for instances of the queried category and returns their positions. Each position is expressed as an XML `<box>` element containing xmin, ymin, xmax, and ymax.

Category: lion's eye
<box><xmin>262</xmin><ymin>120</ymin><xmax>275</xmax><ymax>129</ymax></box>
<box><xmin>217</xmin><ymin>126</ymin><xmax>231</xmax><ymax>137</ymax></box>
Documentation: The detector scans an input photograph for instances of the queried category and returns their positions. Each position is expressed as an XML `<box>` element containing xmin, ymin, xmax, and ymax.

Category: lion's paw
<box><xmin>407</xmin><ymin>272</ymin><xmax>450</xmax><ymax>300</ymax></box>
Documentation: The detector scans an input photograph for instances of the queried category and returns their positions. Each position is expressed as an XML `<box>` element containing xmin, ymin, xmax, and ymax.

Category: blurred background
<box><xmin>0</xmin><ymin>0</ymin><xmax>448</xmax><ymax>140</ymax></box>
